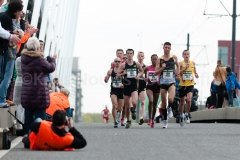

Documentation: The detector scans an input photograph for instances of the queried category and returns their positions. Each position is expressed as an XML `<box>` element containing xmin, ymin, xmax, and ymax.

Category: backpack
<box><xmin>0</xmin><ymin>128</ymin><xmax>11</xmax><ymax>150</ymax></box>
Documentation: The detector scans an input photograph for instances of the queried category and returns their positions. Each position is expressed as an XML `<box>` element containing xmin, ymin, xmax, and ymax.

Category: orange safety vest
<box><xmin>46</xmin><ymin>92</ymin><xmax>70</xmax><ymax>116</ymax></box>
<box><xmin>29</xmin><ymin>121</ymin><xmax>74</xmax><ymax>150</ymax></box>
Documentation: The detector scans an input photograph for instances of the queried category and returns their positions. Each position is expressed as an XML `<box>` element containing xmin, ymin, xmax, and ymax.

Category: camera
<box><xmin>65</xmin><ymin>116</ymin><xmax>69</xmax><ymax>125</ymax></box>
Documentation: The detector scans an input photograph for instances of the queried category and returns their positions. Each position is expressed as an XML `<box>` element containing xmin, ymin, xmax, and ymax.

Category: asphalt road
<box><xmin>1</xmin><ymin>122</ymin><xmax>240</xmax><ymax>160</ymax></box>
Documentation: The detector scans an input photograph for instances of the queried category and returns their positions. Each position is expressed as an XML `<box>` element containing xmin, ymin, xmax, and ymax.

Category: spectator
<box><xmin>12</xmin><ymin>55</ymin><xmax>24</xmax><ymax>129</ymax></box>
<box><xmin>21</xmin><ymin>37</ymin><xmax>56</xmax><ymax>135</ymax></box>
<box><xmin>210</xmin><ymin>72</ymin><xmax>217</xmax><ymax>108</ymax></box>
<box><xmin>46</xmin><ymin>88</ymin><xmax>71</xmax><ymax>119</ymax></box>
<box><xmin>52</xmin><ymin>78</ymin><xmax>63</xmax><ymax>92</ymax></box>
<box><xmin>205</xmin><ymin>96</ymin><xmax>213</xmax><ymax>109</ymax></box>
<box><xmin>214</xmin><ymin>60</ymin><xmax>227</xmax><ymax>108</ymax></box>
<box><xmin>192</xmin><ymin>87</ymin><xmax>199</xmax><ymax>101</ymax></box>
<box><xmin>0</xmin><ymin>0</ymin><xmax>23</xmax><ymax>107</ymax></box>
<box><xmin>22</xmin><ymin>110</ymin><xmax>87</xmax><ymax>150</ymax></box>
<box><xmin>19</xmin><ymin>11</ymin><xmax>25</xmax><ymax>31</ymax></box>
<box><xmin>225</xmin><ymin>66</ymin><xmax>240</xmax><ymax>107</ymax></box>
<box><xmin>0</xmin><ymin>0</ymin><xmax>20</xmax><ymax>44</ymax></box>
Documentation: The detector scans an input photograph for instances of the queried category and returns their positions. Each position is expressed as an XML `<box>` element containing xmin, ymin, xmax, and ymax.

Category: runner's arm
<box><xmin>104</xmin><ymin>69</ymin><xmax>112</xmax><ymax>83</ymax></box>
<box><xmin>136</xmin><ymin>62</ymin><xmax>144</xmax><ymax>79</ymax></box>
<box><xmin>179</xmin><ymin>61</ymin><xmax>185</xmax><ymax>75</ymax></box>
<box><xmin>193</xmin><ymin>61</ymin><xmax>199</xmax><ymax>78</ymax></box>
<box><xmin>154</xmin><ymin>58</ymin><xmax>164</xmax><ymax>75</ymax></box>
<box><xmin>144</xmin><ymin>66</ymin><xmax>148</xmax><ymax>73</ymax></box>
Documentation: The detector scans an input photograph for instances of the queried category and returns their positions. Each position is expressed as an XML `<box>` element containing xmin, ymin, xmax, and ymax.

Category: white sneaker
<box><xmin>117</xmin><ymin>112</ymin><xmax>121</xmax><ymax>123</ymax></box>
<box><xmin>185</xmin><ymin>114</ymin><xmax>190</xmax><ymax>124</ymax></box>
<box><xmin>162</xmin><ymin>120</ymin><xmax>168</xmax><ymax>129</ymax></box>
<box><xmin>167</xmin><ymin>106</ymin><xmax>173</xmax><ymax>118</ymax></box>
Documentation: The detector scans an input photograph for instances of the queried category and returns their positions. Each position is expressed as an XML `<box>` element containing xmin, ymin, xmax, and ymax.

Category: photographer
<box><xmin>52</xmin><ymin>78</ymin><xmax>63</xmax><ymax>92</ymax></box>
<box><xmin>22</xmin><ymin>110</ymin><xmax>87</xmax><ymax>150</ymax></box>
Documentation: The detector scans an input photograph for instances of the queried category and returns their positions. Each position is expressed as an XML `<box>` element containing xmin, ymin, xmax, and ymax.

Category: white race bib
<box><xmin>148</xmin><ymin>72</ymin><xmax>158</xmax><ymax>83</ymax></box>
<box><xmin>149</xmin><ymin>75</ymin><xmax>158</xmax><ymax>83</ymax></box>
<box><xmin>112</xmin><ymin>78</ymin><xmax>122</xmax><ymax>88</ymax></box>
<box><xmin>163</xmin><ymin>71</ymin><xmax>173</xmax><ymax>79</ymax></box>
<box><xmin>127</xmin><ymin>69</ymin><xmax>137</xmax><ymax>78</ymax></box>
<box><xmin>183</xmin><ymin>71</ymin><xmax>193</xmax><ymax>80</ymax></box>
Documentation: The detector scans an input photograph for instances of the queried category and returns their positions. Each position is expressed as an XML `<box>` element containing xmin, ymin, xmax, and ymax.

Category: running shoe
<box><xmin>114</xmin><ymin>122</ymin><xmax>118</xmax><ymax>128</ymax></box>
<box><xmin>147</xmin><ymin>119</ymin><xmax>151</xmax><ymax>126</ymax></box>
<box><xmin>121</xmin><ymin>119</ymin><xmax>125</xmax><ymax>126</ymax></box>
<box><xmin>131</xmin><ymin>111</ymin><xmax>136</xmax><ymax>120</ymax></box>
<box><xmin>180</xmin><ymin>115</ymin><xmax>184</xmax><ymax>127</ymax></box>
<box><xmin>138</xmin><ymin>118</ymin><xmax>144</xmax><ymax>125</ymax></box>
<box><xmin>185</xmin><ymin>114</ymin><xmax>190</xmax><ymax>124</ymax></box>
<box><xmin>126</xmin><ymin>121</ymin><xmax>131</xmax><ymax>129</ymax></box>
<box><xmin>162</xmin><ymin>120</ymin><xmax>168</xmax><ymax>129</ymax></box>
<box><xmin>151</xmin><ymin>120</ymin><xmax>154</xmax><ymax>128</ymax></box>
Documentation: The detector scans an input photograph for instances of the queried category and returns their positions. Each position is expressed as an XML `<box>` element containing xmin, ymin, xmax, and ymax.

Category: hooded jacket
<box><xmin>21</xmin><ymin>49</ymin><xmax>56</xmax><ymax>110</ymax></box>
<box><xmin>225</xmin><ymin>72</ymin><xmax>240</xmax><ymax>91</ymax></box>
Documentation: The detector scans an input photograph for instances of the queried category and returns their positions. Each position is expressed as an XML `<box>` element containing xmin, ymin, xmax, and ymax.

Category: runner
<box><xmin>155</xmin><ymin>42</ymin><xmax>180</xmax><ymax>128</ymax></box>
<box><xmin>111</xmin><ymin>49</ymin><xmax>126</xmax><ymax>68</ymax></box>
<box><xmin>120</xmin><ymin>54</ymin><xmax>127</xmax><ymax>126</ymax></box>
<box><xmin>178</xmin><ymin>50</ymin><xmax>199</xmax><ymax>126</ymax></box>
<box><xmin>101</xmin><ymin>106</ymin><xmax>110</xmax><ymax>123</ymax></box>
<box><xmin>104</xmin><ymin>57</ymin><xmax>124</xmax><ymax>128</ymax></box>
<box><xmin>137</xmin><ymin>51</ymin><xmax>147</xmax><ymax>125</ymax></box>
<box><xmin>117</xmin><ymin>49</ymin><xmax>144</xmax><ymax>129</ymax></box>
<box><xmin>144</xmin><ymin>54</ymin><xmax>160</xmax><ymax>128</ymax></box>
<box><xmin>110</xmin><ymin>50</ymin><xmax>126</xmax><ymax>125</ymax></box>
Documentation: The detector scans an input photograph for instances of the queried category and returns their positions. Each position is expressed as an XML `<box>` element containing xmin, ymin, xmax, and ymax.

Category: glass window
<box><xmin>218</xmin><ymin>47</ymin><xmax>228</xmax><ymax>66</ymax></box>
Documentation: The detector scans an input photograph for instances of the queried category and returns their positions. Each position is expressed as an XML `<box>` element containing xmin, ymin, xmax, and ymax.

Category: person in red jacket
<box><xmin>22</xmin><ymin>110</ymin><xmax>87</xmax><ymax>150</ymax></box>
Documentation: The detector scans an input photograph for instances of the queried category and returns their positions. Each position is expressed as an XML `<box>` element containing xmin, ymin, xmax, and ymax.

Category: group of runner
<box><xmin>104</xmin><ymin>42</ymin><xmax>199</xmax><ymax>129</ymax></box>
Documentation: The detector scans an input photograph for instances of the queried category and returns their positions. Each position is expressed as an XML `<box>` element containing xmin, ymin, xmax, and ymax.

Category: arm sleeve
<box><xmin>234</xmin><ymin>78</ymin><xmax>240</xmax><ymax>89</ymax></box>
<box><xmin>230</xmin><ymin>78</ymin><xmax>235</xmax><ymax>90</ymax></box>
<box><xmin>40</xmin><ymin>57</ymin><xmax>56</xmax><ymax>73</ymax></box>
<box><xmin>17</xmin><ymin>33</ymin><xmax>30</xmax><ymax>52</ymax></box>
<box><xmin>0</xmin><ymin>22</ymin><xmax>10</xmax><ymax>39</ymax></box>
<box><xmin>69</xmin><ymin>127</ymin><xmax>87</xmax><ymax>149</ymax></box>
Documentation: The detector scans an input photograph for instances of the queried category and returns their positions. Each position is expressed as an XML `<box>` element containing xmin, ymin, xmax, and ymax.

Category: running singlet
<box><xmin>124</xmin><ymin>61</ymin><xmax>138</xmax><ymax>87</ymax></box>
<box><xmin>180</xmin><ymin>60</ymin><xmax>195</xmax><ymax>86</ymax></box>
<box><xmin>147</xmin><ymin>65</ymin><xmax>159</xmax><ymax>84</ymax></box>
<box><xmin>110</xmin><ymin>69</ymin><xmax>123</xmax><ymax>92</ymax></box>
<box><xmin>103</xmin><ymin>109</ymin><xmax>109</xmax><ymax>118</ymax></box>
<box><xmin>159</xmin><ymin>54</ymin><xmax>176</xmax><ymax>84</ymax></box>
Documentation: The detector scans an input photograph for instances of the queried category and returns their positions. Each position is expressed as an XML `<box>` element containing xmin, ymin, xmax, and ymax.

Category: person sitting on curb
<box><xmin>22</xmin><ymin>110</ymin><xmax>87</xmax><ymax>150</ymax></box>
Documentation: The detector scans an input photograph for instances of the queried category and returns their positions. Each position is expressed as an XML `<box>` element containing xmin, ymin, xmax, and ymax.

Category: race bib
<box><xmin>103</xmin><ymin>114</ymin><xmax>108</xmax><ymax>117</ymax></box>
<box><xmin>183</xmin><ymin>71</ymin><xmax>193</xmax><ymax>80</ymax></box>
<box><xmin>148</xmin><ymin>72</ymin><xmax>158</xmax><ymax>83</ymax></box>
<box><xmin>163</xmin><ymin>70</ymin><xmax>173</xmax><ymax>79</ymax></box>
<box><xmin>112</xmin><ymin>78</ymin><xmax>122</xmax><ymax>88</ymax></box>
<box><xmin>127</xmin><ymin>69</ymin><xmax>137</xmax><ymax>78</ymax></box>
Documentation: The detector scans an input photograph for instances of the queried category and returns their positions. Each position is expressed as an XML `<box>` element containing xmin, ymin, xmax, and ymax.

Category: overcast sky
<box><xmin>74</xmin><ymin>0</ymin><xmax>240</xmax><ymax>113</ymax></box>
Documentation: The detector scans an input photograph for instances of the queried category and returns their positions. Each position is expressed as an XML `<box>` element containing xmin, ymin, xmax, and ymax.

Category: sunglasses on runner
<box><xmin>115</xmin><ymin>61</ymin><xmax>121</xmax><ymax>63</ymax></box>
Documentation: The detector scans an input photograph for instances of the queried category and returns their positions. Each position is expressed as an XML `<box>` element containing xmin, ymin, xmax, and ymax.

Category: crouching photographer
<box><xmin>22</xmin><ymin>110</ymin><xmax>87</xmax><ymax>150</ymax></box>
